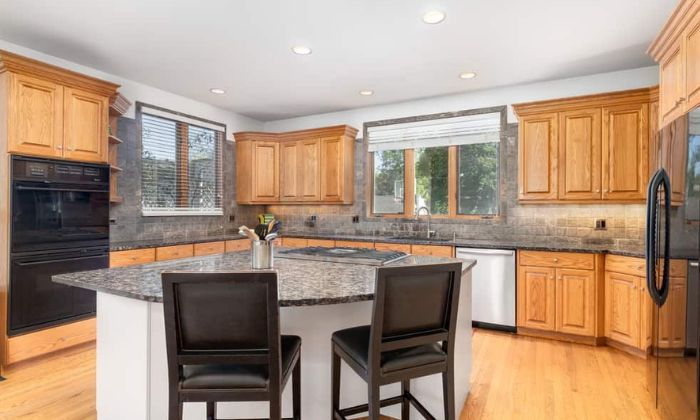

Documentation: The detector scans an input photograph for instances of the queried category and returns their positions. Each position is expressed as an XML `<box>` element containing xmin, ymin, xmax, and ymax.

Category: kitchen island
<box><xmin>54</xmin><ymin>249</ymin><xmax>475</xmax><ymax>420</ymax></box>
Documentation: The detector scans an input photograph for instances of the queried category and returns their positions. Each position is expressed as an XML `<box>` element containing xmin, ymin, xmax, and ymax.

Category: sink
<box><xmin>387</xmin><ymin>236</ymin><xmax>453</xmax><ymax>242</ymax></box>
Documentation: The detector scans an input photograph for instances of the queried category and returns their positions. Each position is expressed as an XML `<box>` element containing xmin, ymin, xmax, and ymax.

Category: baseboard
<box><xmin>472</xmin><ymin>321</ymin><xmax>517</xmax><ymax>333</ymax></box>
<box><xmin>517</xmin><ymin>327</ymin><xmax>603</xmax><ymax>346</ymax></box>
<box><xmin>6</xmin><ymin>317</ymin><xmax>96</xmax><ymax>365</ymax></box>
<box><xmin>605</xmin><ymin>338</ymin><xmax>650</xmax><ymax>359</ymax></box>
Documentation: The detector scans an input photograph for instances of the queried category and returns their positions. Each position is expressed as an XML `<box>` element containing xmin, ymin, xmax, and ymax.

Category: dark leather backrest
<box><xmin>162</xmin><ymin>272</ymin><xmax>278</xmax><ymax>354</ymax></box>
<box><xmin>373</xmin><ymin>263</ymin><xmax>462</xmax><ymax>342</ymax></box>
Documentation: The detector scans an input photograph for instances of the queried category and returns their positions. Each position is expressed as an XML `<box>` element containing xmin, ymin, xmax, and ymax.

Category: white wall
<box><xmin>0</xmin><ymin>40</ymin><xmax>263</xmax><ymax>139</ymax></box>
<box><xmin>263</xmin><ymin>66</ymin><xmax>659</xmax><ymax>134</ymax></box>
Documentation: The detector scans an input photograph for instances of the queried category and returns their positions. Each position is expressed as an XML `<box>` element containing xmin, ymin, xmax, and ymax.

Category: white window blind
<box><xmin>140</xmin><ymin>105</ymin><xmax>224</xmax><ymax>216</ymax></box>
<box><xmin>367</xmin><ymin>112</ymin><xmax>501</xmax><ymax>152</ymax></box>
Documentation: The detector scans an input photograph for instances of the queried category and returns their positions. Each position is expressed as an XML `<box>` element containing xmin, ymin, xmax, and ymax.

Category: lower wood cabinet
<box><xmin>517</xmin><ymin>251</ymin><xmax>602</xmax><ymax>341</ymax></box>
<box><xmin>410</xmin><ymin>245</ymin><xmax>453</xmax><ymax>257</ymax></box>
<box><xmin>194</xmin><ymin>241</ymin><xmax>226</xmax><ymax>256</ymax></box>
<box><xmin>109</xmin><ymin>248</ymin><xmax>156</xmax><ymax>267</ymax></box>
<box><xmin>605</xmin><ymin>270</ymin><xmax>643</xmax><ymax>348</ymax></box>
<box><xmin>156</xmin><ymin>244</ymin><xmax>194</xmax><ymax>261</ymax></box>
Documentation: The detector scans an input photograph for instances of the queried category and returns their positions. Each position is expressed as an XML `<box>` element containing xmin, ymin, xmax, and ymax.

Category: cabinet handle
<box><xmin>56</xmin><ymin>145</ymin><xmax>62</xmax><ymax>150</ymax></box>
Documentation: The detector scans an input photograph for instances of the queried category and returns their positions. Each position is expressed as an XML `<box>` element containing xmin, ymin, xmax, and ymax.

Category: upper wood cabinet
<box><xmin>558</xmin><ymin>108</ymin><xmax>601</xmax><ymax>200</ymax></box>
<box><xmin>0</xmin><ymin>50</ymin><xmax>118</xmax><ymax>164</ymax></box>
<box><xmin>235</xmin><ymin>125</ymin><xmax>357</xmax><ymax>205</ymax></box>
<box><xmin>518</xmin><ymin>113</ymin><xmax>558</xmax><ymax>200</ymax></box>
<box><xmin>649</xmin><ymin>0</ymin><xmax>700</xmax><ymax>127</ymax></box>
<box><xmin>514</xmin><ymin>88</ymin><xmax>657</xmax><ymax>203</ymax></box>
<box><xmin>601</xmin><ymin>103</ymin><xmax>648</xmax><ymax>201</ymax></box>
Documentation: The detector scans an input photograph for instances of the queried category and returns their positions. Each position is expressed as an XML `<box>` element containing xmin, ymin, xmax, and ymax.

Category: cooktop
<box><xmin>277</xmin><ymin>246</ymin><xmax>408</xmax><ymax>266</ymax></box>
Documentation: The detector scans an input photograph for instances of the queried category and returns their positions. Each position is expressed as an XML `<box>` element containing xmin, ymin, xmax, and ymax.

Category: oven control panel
<box><xmin>12</xmin><ymin>156</ymin><xmax>109</xmax><ymax>184</ymax></box>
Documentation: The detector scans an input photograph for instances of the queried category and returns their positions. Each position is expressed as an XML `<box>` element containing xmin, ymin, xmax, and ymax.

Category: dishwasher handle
<box><xmin>456</xmin><ymin>248</ymin><xmax>515</xmax><ymax>257</ymax></box>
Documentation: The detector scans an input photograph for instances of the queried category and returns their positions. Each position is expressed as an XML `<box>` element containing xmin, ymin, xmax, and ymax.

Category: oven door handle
<box><xmin>14</xmin><ymin>255</ymin><xmax>107</xmax><ymax>266</ymax></box>
<box><xmin>15</xmin><ymin>185</ymin><xmax>108</xmax><ymax>193</ymax></box>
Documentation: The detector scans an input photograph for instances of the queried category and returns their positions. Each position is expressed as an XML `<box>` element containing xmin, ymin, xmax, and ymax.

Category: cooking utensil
<box><xmin>238</xmin><ymin>225</ymin><xmax>259</xmax><ymax>240</ymax></box>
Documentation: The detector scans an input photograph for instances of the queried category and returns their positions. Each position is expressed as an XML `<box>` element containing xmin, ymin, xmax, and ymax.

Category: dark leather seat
<box><xmin>182</xmin><ymin>335</ymin><xmax>301</xmax><ymax>390</ymax></box>
<box><xmin>332</xmin><ymin>326</ymin><xmax>446</xmax><ymax>374</ymax></box>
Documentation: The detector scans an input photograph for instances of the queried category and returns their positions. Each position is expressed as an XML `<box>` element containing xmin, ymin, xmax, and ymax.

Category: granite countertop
<box><xmin>108</xmin><ymin>232</ymin><xmax>697</xmax><ymax>260</ymax></box>
<box><xmin>54</xmin><ymin>249</ymin><xmax>476</xmax><ymax>306</ymax></box>
<box><xmin>109</xmin><ymin>235</ymin><xmax>248</xmax><ymax>251</ymax></box>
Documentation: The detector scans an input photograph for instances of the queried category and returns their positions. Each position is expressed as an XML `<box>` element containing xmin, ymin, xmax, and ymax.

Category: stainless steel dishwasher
<box><xmin>456</xmin><ymin>247</ymin><xmax>516</xmax><ymax>332</ymax></box>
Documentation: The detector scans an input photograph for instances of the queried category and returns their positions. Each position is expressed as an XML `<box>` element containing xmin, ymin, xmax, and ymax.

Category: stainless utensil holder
<box><xmin>251</xmin><ymin>240</ymin><xmax>273</xmax><ymax>269</ymax></box>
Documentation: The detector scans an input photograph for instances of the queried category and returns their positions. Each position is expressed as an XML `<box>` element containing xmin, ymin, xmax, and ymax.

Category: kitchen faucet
<box><xmin>415</xmin><ymin>206</ymin><xmax>436</xmax><ymax>239</ymax></box>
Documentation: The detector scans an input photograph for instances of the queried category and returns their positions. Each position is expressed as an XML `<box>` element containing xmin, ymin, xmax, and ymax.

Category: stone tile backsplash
<box><xmin>267</xmin><ymin>123</ymin><xmax>648</xmax><ymax>249</ymax></box>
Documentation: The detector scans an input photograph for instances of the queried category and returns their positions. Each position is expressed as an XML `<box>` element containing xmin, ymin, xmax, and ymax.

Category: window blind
<box><xmin>367</xmin><ymin>112</ymin><xmax>501</xmax><ymax>152</ymax></box>
<box><xmin>140</xmin><ymin>105</ymin><xmax>224</xmax><ymax>216</ymax></box>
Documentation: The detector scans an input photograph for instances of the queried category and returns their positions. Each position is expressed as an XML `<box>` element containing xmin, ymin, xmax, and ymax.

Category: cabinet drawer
<box><xmin>281</xmin><ymin>237</ymin><xmax>308</xmax><ymax>248</ymax></box>
<box><xmin>110</xmin><ymin>248</ymin><xmax>156</xmax><ymax>267</ymax></box>
<box><xmin>410</xmin><ymin>245</ymin><xmax>453</xmax><ymax>257</ymax></box>
<box><xmin>307</xmin><ymin>239</ymin><xmax>335</xmax><ymax>247</ymax></box>
<box><xmin>194</xmin><ymin>241</ymin><xmax>225</xmax><ymax>256</ymax></box>
<box><xmin>374</xmin><ymin>242</ymin><xmax>412</xmax><ymax>253</ymax></box>
<box><xmin>225</xmin><ymin>240</ymin><xmax>251</xmax><ymax>253</ymax></box>
<box><xmin>605</xmin><ymin>255</ymin><xmax>645</xmax><ymax>277</ymax></box>
<box><xmin>156</xmin><ymin>244</ymin><xmax>194</xmax><ymax>261</ymax></box>
<box><xmin>336</xmin><ymin>240</ymin><xmax>374</xmax><ymax>249</ymax></box>
<box><xmin>519</xmin><ymin>250</ymin><xmax>594</xmax><ymax>270</ymax></box>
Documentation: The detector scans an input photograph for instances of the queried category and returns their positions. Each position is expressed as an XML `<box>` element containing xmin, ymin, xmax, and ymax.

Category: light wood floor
<box><xmin>0</xmin><ymin>330</ymin><xmax>669</xmax><ymax>419</ymax></box>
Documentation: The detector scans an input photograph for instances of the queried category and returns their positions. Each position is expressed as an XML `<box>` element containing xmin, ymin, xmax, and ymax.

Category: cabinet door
<box><xmin>640</xmin><ymin>280</ymin><xmax>653</xmax><ymax>352</ymax></box>
<box><xmin>659</xmin><ymin>43</ymin><xmax>685</xmax><ymax>127</ymax></box>
<box><xmin>299</xmin><ymin>138</ymin><xmax>321</xmax><ymax>201</ymax></box>
<box><xmin>63</xmin><ymin>87</ymin><xmax>108</xmax><ymax>163</ymax></box>
<box><xmin>658</xmin><ymin>275</ymin><xmax>687</xmax><ymax>349</ymax></box>
<box><xmin>320</xmin><ymin>136</ymin><xmax>343</xmax><ymax>201</ymax></box>
<box><xmin>518</xmin><ymin>113</ymin><xmax>558</xmax><ymax>200</ymax></box>
<box><xmin>666</xmin><ymin>116</ymin><xmax>689</xmax><ymax>205</ymax></box>
<box><xmin>605</xmin><ymin>271</ymin><xmax>640</xmax><ymax>347</ymax></box>
<box><xmin>685</xmin><ymin>13</ymin><xmax>700</xmax><ymax>110</ymax></box>
<box><xmin>280</xmin><ymin>141</ymin><xmax>300</xmax><ymax>201</ymax></box>
<box><xmin>558</xmin><ymin>108</ymin><xmax>602</xmax><ymax>200</ymax></box>
<box><xmin>517</xmin><ymin>265</ymin><xmax>556</xmax><ymax>331</ymax></box>
<box><xmin>555</xmin><ymin>268</ymin><xmax>595</xmax><ymax>336</ymax></box>
<box><xmin>252</xmin><ymin>141</ymin><xmax>279</xmax><ymax>201</ymax></box>
<box><xmin>601</xmin><ymin>103</ymin><xmax>648</xmax><ymax>201</ymax></box>
<box><xmin>8</xmin><ymin>73</ymin><xmax>63</xmax><ymax>158</ymax></box>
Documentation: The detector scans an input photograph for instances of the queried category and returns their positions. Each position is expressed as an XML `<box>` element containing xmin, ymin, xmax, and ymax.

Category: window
<box><xmin>139</xmin><ymin>104</ymin><xmax>224</xmax><ymax>216</ymax></box>
<box><xmin>368</xmin><ymin>110</ymin><xmax>501</xmax><ymax>218</ymax></box>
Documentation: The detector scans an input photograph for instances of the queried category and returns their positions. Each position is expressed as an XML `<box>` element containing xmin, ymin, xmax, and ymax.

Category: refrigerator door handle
<box><xmin>645</xmin><ymin>168</ymin><xmax>671</xmax><ymax>306</ymax></box>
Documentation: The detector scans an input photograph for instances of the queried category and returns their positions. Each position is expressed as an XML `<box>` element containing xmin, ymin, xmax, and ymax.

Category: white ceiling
<box><xmin>0</xmin><ymin>0</ymin><xmax>677</xmax><ymax>121</ymax></box>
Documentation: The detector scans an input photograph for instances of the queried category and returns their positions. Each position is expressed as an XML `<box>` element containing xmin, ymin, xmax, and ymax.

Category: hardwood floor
<box><xmin>0</xmin><ymin>330</ymin><xmax>670</xmax><ymax>419</ymax></box>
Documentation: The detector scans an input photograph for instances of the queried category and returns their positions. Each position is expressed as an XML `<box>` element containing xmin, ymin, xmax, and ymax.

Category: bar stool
<box><xmin>162</xmin><ymin>271</ymin><xmax>301</xmax><ymax>420</ymax></box>
<box><xmin>331</xmin><ymin>263</ymin><xmax>462</xmax><ymax>420</ymax></box>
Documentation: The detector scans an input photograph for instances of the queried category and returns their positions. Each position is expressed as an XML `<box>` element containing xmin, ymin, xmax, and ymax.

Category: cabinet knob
<box><xmin>558</xmin><ymin>276</ymin><xmax>562</xmax><ymax>280</ymax></box>
<box><xmin>67</xmin><ymin>147</ymin><xmax>74</xmax><ymax>151</ymax></box>
<box><xmin>554</xmin><ymin>258</ymin><xmax>559</xmax><ymax>262</ymax></box>
<box><xmin>56</xmin><ymin>145</ymin><xmax>62</xmax><ymax>150</ymax></box>
<box><xmin>631</xmin><ymin>285</ymin><xmax>637</xmax><ymax>290</ymax></box>
<box><xmin>595</xmin><ymin>189</ymin><xmax>600</xmax><ymax>193</ymax></box>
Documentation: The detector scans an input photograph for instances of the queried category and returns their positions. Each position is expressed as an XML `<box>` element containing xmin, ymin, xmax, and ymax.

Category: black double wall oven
<box><xmin>9</xmin><ymin>156</ymin><xmax>110</xmax><ymax>336</ymax></box>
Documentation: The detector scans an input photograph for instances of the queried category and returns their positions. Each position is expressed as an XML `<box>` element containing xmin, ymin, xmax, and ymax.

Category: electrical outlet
<box><xmin>229</xmin><ymin>214</ymin><xmax>235</xmax><ymax>222</ymax></box>
<box><xmin>352</xmin><ymin>215</ymin><xmax>360</xmax><ymax>223</ymax></box>
<box><xmin>594</xmin><ymin>219</ymin><xmax>606</xmax><ymax>230</ymax></box>
<box><xmin>310</xmin><ymin>215</ymin><xmax>317</xmax><ymax>221</ymax></box>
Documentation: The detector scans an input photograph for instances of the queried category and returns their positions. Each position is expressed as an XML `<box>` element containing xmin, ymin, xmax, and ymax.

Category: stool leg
<box><xmin>368</xmin><ymin>381</ymin><xmax>380</xmax><ymax>420</ymax></box>
<box><xmin>401</xmin><ymin>379</ymin><xmax>410</xmax><ymax>420</ymax></box>
<box><xmin>293</xmin><ymin>355</ymin><xmax>301</xmax><ymax>420</ymax></box>
<box><xmin>442</xmin><ymin>369</ymin><xmax>455</xmax><ymax>420</ymax></box>
<box><xmin>331</xmin><ymin>345</ymin><xmax>341</xmax><ymax>420</ymax></box>
<box><xmin>206</xmin><ymin>401</ymin><xmax>215</xmax><ymax>420</ymax></box>
<box><xmin>270</xmin><ymin>393</ymin><xmax>282</xmax><ymax>420</ymax></box>
<box><xmin>168</xmin><ymin>391</ymin><xmax>180</xmax><ymax>420</ymax></box>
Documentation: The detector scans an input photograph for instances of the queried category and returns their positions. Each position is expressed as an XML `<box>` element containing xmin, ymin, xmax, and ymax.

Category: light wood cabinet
<box><xmin>517</xmin><ymin>265</ymin><xmax>556</xmax><ymax>331</ymax></box>
<box><xmin>601</xmin><ymin>103</ymin><xmax>648</xmax><ymax>201</ymax></box>
<box><xmin>649</xmin><ymin>0</ymin><xmax>700</xmax><ymax>127</ymax></box>
<box><xmin>517</xmin><ymin>251</ymin><xmax>602</xmax><ymax>341</ymax></box>
<box><xmin>374</xmin><ymin>242</ymin><xmax>412</xmax><ymax>253</ymax></box>
<box><xmin>8</xmin><ymin>73</ymin><xmax>64</xmax><ymax>158</ymax></box>
<box><xmin>109</xmin><ymin>248</ymin><xmax>156</xmax><ymax>267</ymax></box>
<box><xmin>235</xmin><ymin>125</ymin><xmax>357</xmax><ymax>205</ymax></box>
<box><xmin>410</xmin><ymin>244</ymin><xmax>453</xmax><ymax>257</ymax></box>
<box><xmin>63</xmin><ymin>87</ymin><xmax>108</xmax><ymax>163</ymax></box>
<box><xmin>1</xmin><ymin>51</ymin><xmax>118</xmax><ymax>164</ymax></box>
<box><xmin>605</xmin><ymin>271</ymin><xmax>641</xmax><ymax>348</ymax></box>
<box><xmin>517</xmin><ymin>113</ymin><xmax>558</xmax><ymax>200</ymax></box>
<box><xmin>335</xmin><ymin>240</ymin><xmax>374</xmax><ymax>249</ymax></box>
<box><xmin>307</xmin><ymin>239</ymin><xmax>335</xmax><ymax>247</ymax></box>
<box><xmin>225</xmin><ymin>239</ymin><xmax>251</xmax><ymax>252</ymax></box>
<box><xmin>252</xmin><ymin>141</ymin><xmax>279</xmax><ymax>202</ymax></box>
<box><xmin>558</xmin><ymin>108</ymin><xmax>601</xmax><ymax>200</ymax></box>
<box><xmin>514</xmin><ymin>88</ymin><xmax>656</xmax><ymax>203</ymax></box>
<box><xmin>193</xmin><ymin>241</ymin><xmax>225</xmax><ymax>256</ymax></box>
<box><xmin>156</xmin><ymin>244</ymin><xmax>194</xmax><ymax>261</ymax></box>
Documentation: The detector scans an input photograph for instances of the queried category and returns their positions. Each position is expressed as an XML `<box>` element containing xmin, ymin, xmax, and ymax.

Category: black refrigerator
<box><xmin>646</xmin><ymin>108</ymin><xmax>700</xmax><ymax>419</ymax></box>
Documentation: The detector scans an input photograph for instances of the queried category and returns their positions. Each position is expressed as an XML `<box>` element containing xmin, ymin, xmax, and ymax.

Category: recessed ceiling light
<box><xmin>291</xmin><ymin>45</ymin><xmax>312</xmax><ymax>55</ymax></box>
<box><xmin>209</xmin><ymin>88</ymin><xmax>226</xmax><ymax>94</ymax></box>
<box><xmin>459</xmin><ymin>72</ymin><xmax>477</xmax><ymax>79</ymax></box>
<box><xmin>359</xmin><ymin>90</ymin><xmax>374</xmax><ymax>96</ymax></box>
<box><xmin>423</xmin><ymin>10</ymin><xmax>446</xmax><ymax>24</ymax></box>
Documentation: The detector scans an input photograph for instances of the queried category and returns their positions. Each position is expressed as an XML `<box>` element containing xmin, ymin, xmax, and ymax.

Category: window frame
<box><xmin>365</xmin><ymin>106</ymin><xmax>505</xmax><ymax>220</ymax></box>
<box><xmin>137</xmin><ymin>102</ymin><xmax>226</xmax><ymax>217</ymax></box>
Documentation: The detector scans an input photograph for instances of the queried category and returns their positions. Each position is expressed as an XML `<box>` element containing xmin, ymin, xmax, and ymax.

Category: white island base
<box><xmin>96</xmin><ymin>282</ymin><xmax>471</xmax><ymax>420</ymax></box>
